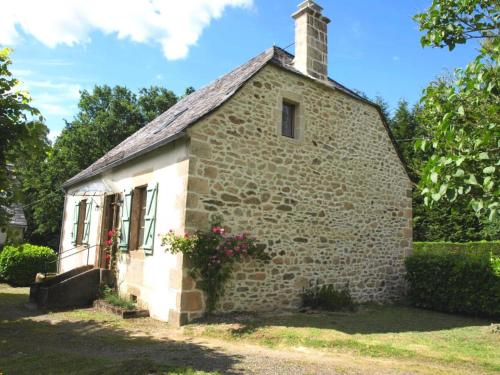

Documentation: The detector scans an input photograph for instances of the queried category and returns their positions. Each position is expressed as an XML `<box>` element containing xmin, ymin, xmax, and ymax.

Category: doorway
<box><xmin>98</xmin><ymin>194</ymin><xmax>120</xmax><ymax>269</ymax></box>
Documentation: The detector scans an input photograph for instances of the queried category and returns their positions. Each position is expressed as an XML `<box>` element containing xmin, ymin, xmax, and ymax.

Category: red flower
<box><xmin>106</xmin><ymin>239</ymin><xmax>113</xmax><ymax>246</ymax></box>
<box><xmin>212</xmin><ymin>226</ymin><xmax>225</xmax><ymax>235</ymax></box>
<box><xmin>108</xmin><ymin>230</ymin><xmax>114</xmax><ymax>238</ymax></box>
<box><xmin>105</xmin><ymin>253</ymin><xmax>111</xmax><ymax>260</ymax></box>
<box><xmin>184</xmin><ymin>232</ymin><xmax>190</xmax><ymax>239</ymax></box>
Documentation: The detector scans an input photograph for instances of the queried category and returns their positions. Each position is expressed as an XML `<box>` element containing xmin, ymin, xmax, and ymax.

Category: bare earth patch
<box><xmin>0</xmin><ymin>284</ymin><xmax>498</xmax><ymax>374</ymax></box>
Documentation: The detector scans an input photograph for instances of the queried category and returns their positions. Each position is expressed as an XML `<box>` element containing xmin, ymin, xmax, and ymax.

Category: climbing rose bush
<box><xmin>161</xmin><ymin>220</ymin><xmax>269</xmax><ymax>313</ymax></box>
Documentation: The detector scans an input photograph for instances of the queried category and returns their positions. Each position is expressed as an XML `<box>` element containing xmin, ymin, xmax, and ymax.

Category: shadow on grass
<box><xmin>201</xmin><ymin>304</ymin><xmax>495</xmax><ymax>336</ymax></box>
<box><xmin>0</xmin><ymin>288</ymin><xmax>242</xmax><ymax>375</ymax></box>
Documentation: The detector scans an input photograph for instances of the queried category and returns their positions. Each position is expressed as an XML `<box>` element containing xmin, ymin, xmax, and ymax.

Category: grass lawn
<box><xmin>0</xmin><ymin>284</ymin><xmax>218</xmax><ymax>375</ymax></box>
<box><xmin>184</xmin><ymin>304</ymin><xmax>500</xmax><ymax>374</ymax></box>
<box><xmin>1</xmin><ymin>283</ymin><xmax>498</xmax><ymax>374</ymax></box>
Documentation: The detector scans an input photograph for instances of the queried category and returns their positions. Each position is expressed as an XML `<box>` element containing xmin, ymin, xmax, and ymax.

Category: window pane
<box><xmin>76</xmin><ymin>200</ymin><xmax>87</xmax><ymax>245</ymax></box>
<box><xmin>282</xmin><ymin>102</ymin><xmax>295</xmax><ymax>138</ymax></box>
<box><xmin>138</xmin><ymin>187</ymin><xmax>147</xmax><ymax>247</ymax></box>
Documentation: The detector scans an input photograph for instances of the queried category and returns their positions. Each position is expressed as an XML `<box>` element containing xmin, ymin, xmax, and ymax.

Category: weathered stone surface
<box><xmin>183</xmin><ymin>63</ymin><xmax>412</xmax><ymax>317</ymax></box>
<box><xmin>181</xmin><ymin>291</ymin><xmax>203</xmax><ymax>311</ymax></box>
<box><xmin>248</xmin><ymin>272</ymin><xmax>267</xmax><ymax>281</ymax></box>
<box><xmin>221</xmin><ymin>193</ymin><xmax>241</xmax><ymax>203</ymax></box>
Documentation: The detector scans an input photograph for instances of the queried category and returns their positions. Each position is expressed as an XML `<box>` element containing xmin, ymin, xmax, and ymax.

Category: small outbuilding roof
<box><xmin>6</xmin><ymin>204</ymin><xmax>27</xmax><ymax>228</ymax></box>
<box><xmin>64</xmin><ymin>46</ymin><xmax>409</xmax><ymax>188</ymax></box>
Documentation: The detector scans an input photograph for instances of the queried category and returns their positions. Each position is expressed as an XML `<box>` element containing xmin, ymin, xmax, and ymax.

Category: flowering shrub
<box><xmin>161</xmin><ymin>220</ymin><xmax>269</xmax><ymax>313</ymax></box>
<box><xmin>104</xmin><ymin>229</ymin><xmax>118</xmax><ymax>272</ymax></box>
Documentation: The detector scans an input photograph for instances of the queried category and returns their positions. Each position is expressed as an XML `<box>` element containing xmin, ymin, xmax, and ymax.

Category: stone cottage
<box><xmin>59</xmin><ymin>0</ymin><xmax>412</xmax><ymax>325</ymax></box>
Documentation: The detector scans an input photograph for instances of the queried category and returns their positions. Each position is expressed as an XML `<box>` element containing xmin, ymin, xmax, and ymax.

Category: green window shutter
<box><xmin>119</xmin><ymin>191</ymin><xmax>132</xmax><ymax>252</ymax></box>
<box><xmin>83</xmin><ymin>200</ymin><xmax>92</xmax><ymax>244</ymax></box>
<box><xmin>72</xmin><ymin>201</ymin><xmax>79</xmax><ymax>245</ymax></box>
<box><xmin>143</xmin><ymin>183</ymin><xmax>158</xmax><ymax>255</ymax></box>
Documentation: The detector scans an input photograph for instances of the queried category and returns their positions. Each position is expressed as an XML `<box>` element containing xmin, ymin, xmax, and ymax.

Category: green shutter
<box><xmin>72</xmin><ymin>201</ymin><xmax>79</xmax><ymax>245</ymax></box>
<box><xmin>119</xmin><ymin>191</ymin><xmax>132</xmax><ymax>252</ymax></box>
<box><xmin>143</xmin><ymin>183</ymin><xmax>158</xmax><ymax>255</ymax></box>
<box><xmin>83</xmin><ymin>200</ymin><xmax>92</xmax><ymax>244</ymax></box>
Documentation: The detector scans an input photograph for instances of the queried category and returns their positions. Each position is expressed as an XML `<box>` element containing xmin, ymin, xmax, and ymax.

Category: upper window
<box><xmin>129</xmin><ymin>186</ymin><xmax>147</xmax><ymax>251</ymax></box>
<box><xmin>282</xmin><ymin>102</ymin><xmax>296</xmax><ymax>138</ymax></box>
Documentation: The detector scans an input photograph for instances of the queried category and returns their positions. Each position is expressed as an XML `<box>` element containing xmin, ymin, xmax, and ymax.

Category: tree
<box><xmin>0</xmin><ymin>48</ymin><xmax>41</xmax><ymax>225</ymax></box>
<box><xmin>391</xmin><ymin>100</ymin><xmax>419</xmax><ymax>171</ymax></box>
<box><xmin>29</xmin><ymin>85</ymin><xmax>181</xmax><ymax>246</ymax></box>
<box><xmin>374</xmin><ymin>95</ymin><xmax>392</xmax><ymax>124</ymax></box>
<box><xmin>413</xmin><ymin>0</ymin><xmax>499</xmax><ymax>220</ymax></box>
<box><xmin>414</xmin><ymin>0</ymin><xmax>499</xmax><ymax>51</ymax></box>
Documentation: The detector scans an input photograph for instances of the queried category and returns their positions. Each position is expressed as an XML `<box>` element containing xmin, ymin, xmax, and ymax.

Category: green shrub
<box><xmin>302</xmin><ymin>283</ymin><xmax>355</xmax><ymax>312</ymax></box>
<box><xmin>414</xmin><ymin>241</ymin><xmax>500</xmax><ymax>256</ymax></box>
<box><xmin>0</xmin><ymin>244</ymin><xmax>57</xmax><ymax>286</ymax></box>
<box><xmin>100</xmin><ymin>285</ymin><xmax>136</xmax><ymax>310</ymax></box>
<box><xmin>405</xmin><ymin>251</ymin><xmax>500</xmax><ymax>318</ymax></box>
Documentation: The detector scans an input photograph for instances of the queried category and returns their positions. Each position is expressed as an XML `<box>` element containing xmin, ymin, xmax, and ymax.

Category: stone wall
<box><xmin>182</xmin><ymin>64</ymin><xmax>412</xmax><ymax>320</ymax></box>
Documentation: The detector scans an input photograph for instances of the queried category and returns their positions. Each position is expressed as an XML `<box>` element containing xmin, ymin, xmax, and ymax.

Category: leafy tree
<box><xmin>0</xmin><ymin>48</ymin><xmax>41</xmax><ymax>225</ymax></box>
<box><xmin>374</xmin><ymin>95</ymin><xmax>392</xmax><ymax>124</ymax></box>
<box><xmin>413</xmin><ymin>0</ymin><xmax>499</xmax><ymax>220</ymax></box>
<box><xmin>184</xmin><ymin>86</ymin><xmax>196</xmax><ymax>97</ymax></box>
<box><xmin>414</xmin><ymin>0</ymin><xmax>499</xmax><ymax>51</ymax></box>
<box><xmin>29</xmin><ymin>85</ymin><xmax>181</xmax><ymax>246</ymax></box>
<box><xmin>138</xmin><ymin>86</ymin><xmax>178</xmax><ymax>125</ymax></box>
<box><xmin>391</xmin><ymin>100</ymin><xmax>419</xmax><ymax>171</ymax></box>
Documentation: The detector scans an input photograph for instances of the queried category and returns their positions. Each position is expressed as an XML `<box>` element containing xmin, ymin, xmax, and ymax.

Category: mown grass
<box><xmin>0</xmin><ymin>284</ymin><xmax>220</xmax><ymax>375</ymax></box>
<box><xmin>185</xmin><ymin>305</ymin><xmax>500</xmax><ymax>374</ymax></box>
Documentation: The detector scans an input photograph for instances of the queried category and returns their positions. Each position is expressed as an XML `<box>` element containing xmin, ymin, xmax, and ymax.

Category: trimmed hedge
<box><xmin>0</xmin><ymin>244</ymin><xmax>57</xmax><ymax>286</ymax></box>
<box><xmin>405</xmin><ymin>248</ymin><xmax>500</xmax><ymax>318</ymax></box>
<box><xmin>414</xmin><ymin>241</ymin><xmax>500</xmax><ymax>256</ymax></box>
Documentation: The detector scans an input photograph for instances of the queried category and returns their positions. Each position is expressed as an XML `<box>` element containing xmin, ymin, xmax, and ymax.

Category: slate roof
<box><xmin>5</xmin><ymin>204</ymin><xmax>27</xmax><ymax>227</ymax></box>
<box><xmin>63</xmin><ymin>46</ymin><xmax>409</xmax><ymax>188</ymax></box>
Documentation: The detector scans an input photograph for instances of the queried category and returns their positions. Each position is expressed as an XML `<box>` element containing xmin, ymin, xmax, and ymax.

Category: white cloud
<box><xmin>0</xmin><ymin>0</ymin><xmax>253</xmax><ymax>60</ymax></box>
<box><xmin>48</xmin><ymin>130</ymin><xmax>61</xmax><ymax>143</ymax></box>
<box><xmin>16</xmin><ymin>76</ymin><xmax>82</xmax><ymax>119</ymax></box>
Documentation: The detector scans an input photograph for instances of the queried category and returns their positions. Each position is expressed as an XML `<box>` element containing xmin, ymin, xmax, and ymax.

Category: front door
<box><xmin>97</xmin><ymin>194</ymin><xmax>120</xmax><ymax>269</ymax></box>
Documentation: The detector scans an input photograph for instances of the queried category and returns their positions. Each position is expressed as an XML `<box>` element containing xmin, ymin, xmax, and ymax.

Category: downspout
<box><xmin>57</xmin><ymin>187</ymin><xmax>67</xmax><ymax>274</ymax></box>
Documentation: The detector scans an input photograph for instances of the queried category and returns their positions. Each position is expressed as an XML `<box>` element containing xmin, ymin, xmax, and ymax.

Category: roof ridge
<box><xmin>63</xmin><ymin>45</ymin><xmax>411</xmax><ymax>188</ymax></box>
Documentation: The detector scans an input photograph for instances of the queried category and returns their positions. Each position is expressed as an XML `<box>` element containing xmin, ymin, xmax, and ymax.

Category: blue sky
<box><xmin>2</xmin><ymin>0</ymin><xmax>480</xmax><ymax>140</ymax></box>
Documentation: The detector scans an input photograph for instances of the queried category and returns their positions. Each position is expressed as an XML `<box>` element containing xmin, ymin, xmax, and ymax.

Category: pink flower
<box><xmin>108</xmin><ymin>230</ymin><xmax>114</xmax><ymax>238</ymax></box>
<box><xmin>105</xmin><ymin>239</ymin><xmax>113</xmax><ymax>246</ymax></box>
<box><xmin>212</xmin><ymin>226</ymin><xmax>225</xmax><ymax>235</ymax></box>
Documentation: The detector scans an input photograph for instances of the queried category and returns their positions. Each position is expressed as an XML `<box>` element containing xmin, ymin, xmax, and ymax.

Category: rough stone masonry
<box><xmin>176</xmin><ymin>0</ymin><xmax>412</xmax><ymax>322</ymax></box>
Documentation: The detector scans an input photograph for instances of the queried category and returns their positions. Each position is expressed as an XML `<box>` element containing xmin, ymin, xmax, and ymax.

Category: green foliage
<box><xmin>0</xmin><ymin>243</ymin><xmax>56</xmax><ymax>286</ymax></box>
<box><xmin>374</xmin><ymin>95</ymin><xmax>392</xmax><ymax>123</ymax></box>
<box><xmin>413</xmin><ymin>0</ymin><xmax>499</xmax><ymax>221</ymax></box>
<box><xmin>415</xmin><ymin>50</ymin><xmax>499</xmax><ymax>220</ymax></box>
<box><xmin>100</xmin><ymin>285</ymin><xmax>136</xmax><ymax>310</ymax></box>
<box><xmin>28</xmin><ymin>84</ymin><xmax>181</xmax><ymax>246</ymax></box>
<box><xmin>405</xmin><ymin>249</ymin><xmax>500</xmax><ymax>318</ymax></box>
<box><xmin>0</xmin><ymin>48</ymin><xmax>41</xmax><ymax>226</ymax></box>
<box><xmin>302</xmin><ymin>283</ymin><xmax>355</xmax><ymax>312</ymax></box>
<box><xmin>414</xmin><ymin>0</ymin><xmax>499</xmax><ymax>51</ymax></box>
<box><xmin>414</xmin><ymin>240</ymin><xmax>500</xmax><ymax>255</ymax></box>
<box><xmin>412</xmin><ymin>190</ymin><xmax>500</xmax><ymax>241</ymax></box>
<box><xmin>162</xmin><ymin>219</ymin><xmax>269</xmax><ymax>313</ymax></box>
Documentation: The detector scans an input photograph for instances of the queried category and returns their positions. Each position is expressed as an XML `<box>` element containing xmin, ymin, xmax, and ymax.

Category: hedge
<box><xmin>0</xmin><ymin>244</ymin><xmax>57</xmax><ymax>286</ymax></box>
<box><xmin>414</xmin><ymin>241</ymin><xmax>500</xmax><ymax>256</ymax></box>
<box><xmin>405</xmin><ymin>247</ymin><xmax>500</xmax><ymax>318</ymax></box>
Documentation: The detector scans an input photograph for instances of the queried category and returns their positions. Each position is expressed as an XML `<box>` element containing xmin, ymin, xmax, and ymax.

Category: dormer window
<box><xmin>282</xmin><ymin>101</ymin><xmax>296</xmax><ymax>138</ymax></box>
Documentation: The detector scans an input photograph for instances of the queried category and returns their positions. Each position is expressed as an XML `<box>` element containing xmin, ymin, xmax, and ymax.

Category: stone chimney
<box><xmin>292</xmin><ymin>1</ymin><xmax>330</xmax><ymax>81</ymax></box>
